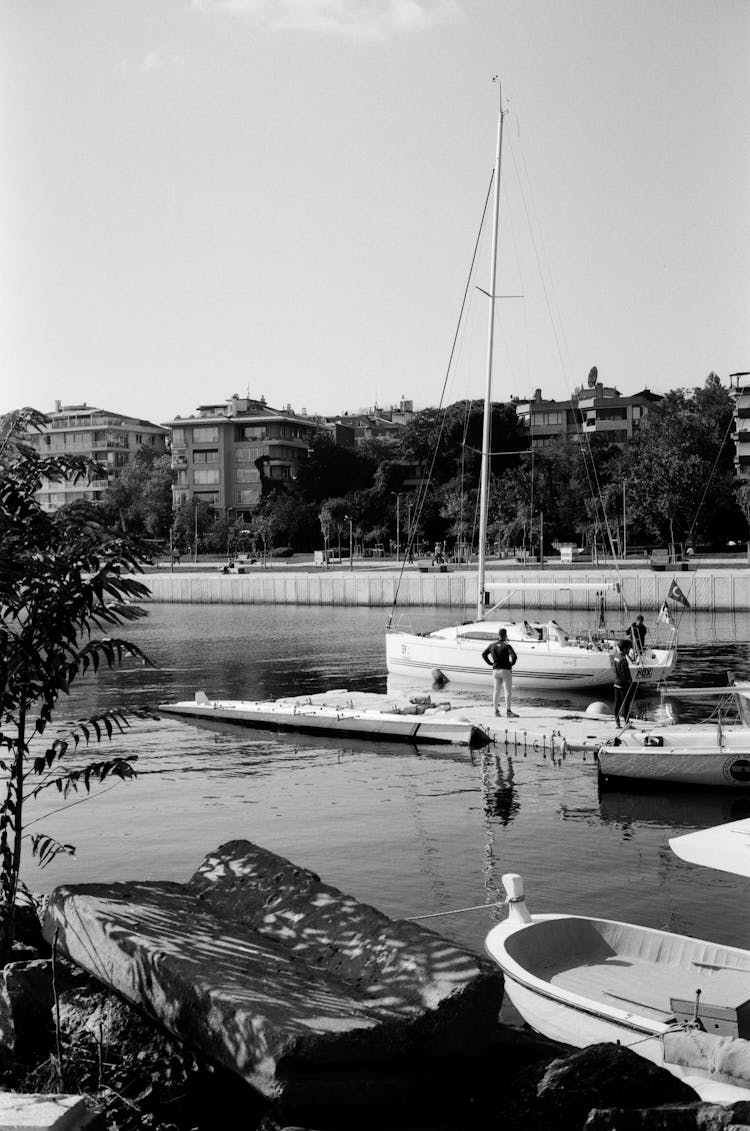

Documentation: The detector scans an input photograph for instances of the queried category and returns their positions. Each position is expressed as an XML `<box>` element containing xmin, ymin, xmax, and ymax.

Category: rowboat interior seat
<box><xmin>504</xmin><ymin>917</ymin><xmax>750</xmax><ymax>1029</ymax></box>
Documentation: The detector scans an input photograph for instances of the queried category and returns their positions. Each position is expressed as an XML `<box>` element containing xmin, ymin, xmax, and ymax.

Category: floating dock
<box><xmin>160</xmin><ymin>687</ymin><xmax>630</xmax><ymax>757</ymax></box>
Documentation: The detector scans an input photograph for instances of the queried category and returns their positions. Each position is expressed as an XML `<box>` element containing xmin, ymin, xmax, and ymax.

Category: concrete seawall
<box><xmin>142</xmin><ymin>568</ymin><xmax>750</xmax><ymax>612</ymax></box>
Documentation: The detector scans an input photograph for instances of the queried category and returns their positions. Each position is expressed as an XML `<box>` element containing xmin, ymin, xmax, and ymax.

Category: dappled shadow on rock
<box><xmin>42</xmin><ymin>840</ymin><xmax>503</xmax><ymax>1114</ymax></box>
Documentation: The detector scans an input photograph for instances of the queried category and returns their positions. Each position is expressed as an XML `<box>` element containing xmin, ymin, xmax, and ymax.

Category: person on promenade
<box><xmin>613</xmin><ymin>639</ymin><xmax>636</xmax><ymax>727</ymax></box>
<box><xmin>482</xmin><ymin>628</ymin><xmax>518</xmax><ymax>718</ymax></box>
<box><xmin>629</xmin><ymin>614</ymin><xmax>648</xmax><ymax>657</ymax></box>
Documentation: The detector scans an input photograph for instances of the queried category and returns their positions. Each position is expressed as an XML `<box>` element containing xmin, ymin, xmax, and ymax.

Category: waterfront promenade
<box><xmin>142</xmin><ymin>555</ymin><xmax>750</xmax><ymax>612</ymax></box>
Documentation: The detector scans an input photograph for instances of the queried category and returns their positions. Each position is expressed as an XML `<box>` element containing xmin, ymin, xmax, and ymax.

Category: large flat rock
<box><xmin>43</xmin><ymin>841</ymin><xmax>503</xmax><ymax>1106</ymax></box>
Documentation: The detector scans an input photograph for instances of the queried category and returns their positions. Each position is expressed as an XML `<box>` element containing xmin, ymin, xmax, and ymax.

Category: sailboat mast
<box><xmin>476</xmin><ymin>91</ymin><xmax>505</xmax><ymax>621</ymax></box>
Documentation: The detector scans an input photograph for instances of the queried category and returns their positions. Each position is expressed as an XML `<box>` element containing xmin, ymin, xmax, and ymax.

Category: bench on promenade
<box><xmin>650</xmin><ymin>548</ymin><xmax>697</xmax><ymax>572</ymax></box>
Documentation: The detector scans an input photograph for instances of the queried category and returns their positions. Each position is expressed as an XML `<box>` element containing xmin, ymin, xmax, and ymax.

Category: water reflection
<box><xmin>30</xmin><ymin>604</ymin><xmax>750</xmax><ymax>957</ymax></box>
<box><xmin>598</xmin><ymin>785</ymin><xmax>750</xmax><ymax>831</ymax></box>
<box><xmin>480</xmin><ymin>749</ymin><xmax>519</xmax><ymax>827</ymax></box>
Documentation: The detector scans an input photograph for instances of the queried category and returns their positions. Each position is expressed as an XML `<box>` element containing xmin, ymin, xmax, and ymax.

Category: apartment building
<box><xmin>165</xmin><ymin>394</ymin><xmax>322</xmax><ymax>516</ymax></box>
<box><xmin>325</xmin><ymin>398</ymin><xmax>414</xmax><ymax>449</ymax></box>
<box><xmin>730</xmin><ymin>371</ymin><xmax>750</xmax><ymax>480</ymax></box>
<box><xmin>515</xmin><ymin>384</ymin><xmax>662</xmax><ymax>448</ymax></box>
<box><xmin>28</xmin><ymin>402</ymin><xmax>167</xmax><ymax>511</ymax></box>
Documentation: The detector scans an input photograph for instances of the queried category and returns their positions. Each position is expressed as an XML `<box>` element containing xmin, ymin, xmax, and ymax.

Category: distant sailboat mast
<box><xmin>476</xmin><ymin>86</ymin><xmax>505</xmax><ymax>621</ymax></box>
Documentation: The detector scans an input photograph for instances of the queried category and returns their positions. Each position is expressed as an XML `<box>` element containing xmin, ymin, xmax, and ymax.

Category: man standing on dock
<box><xmin>482</xmin><ymin>628</ymin><xmax>518</xmax><ymax>718</ymax></box>
<box><xmin>613</xmin><ymin>639</ymin><xmax>636</xmax><ymax>727</ymax></box>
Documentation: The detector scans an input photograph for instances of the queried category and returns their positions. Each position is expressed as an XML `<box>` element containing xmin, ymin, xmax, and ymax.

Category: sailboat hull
<box><xmin>598</xmin><ymin>727</ymin><xmax>750</xmax><ymax>788</ymax></box>
<box><xmin>386</xmin><ymin>624</ymin><xmax>675</xmax><ymax>691</ymax></box>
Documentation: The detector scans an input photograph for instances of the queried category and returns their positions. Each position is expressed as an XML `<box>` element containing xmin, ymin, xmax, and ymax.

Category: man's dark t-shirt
<box><xmin>483</xmin><ymin>641</ymin><xmax>517</xmax><ymax>670</ymax></box>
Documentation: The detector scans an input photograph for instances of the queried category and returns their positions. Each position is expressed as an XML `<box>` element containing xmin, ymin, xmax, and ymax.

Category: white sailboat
<box><xmin>385</xmin><ymin>96</ymin><xmax>676</xmax><ymax>693</ymax></box>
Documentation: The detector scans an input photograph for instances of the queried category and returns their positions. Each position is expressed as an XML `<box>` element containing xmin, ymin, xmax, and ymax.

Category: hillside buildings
<box><xmin>164</xmin><ymin>394</ymin><xmax>322</xmax><ymax>517</ymax></box>
<box><xmin>514</xmin><ymin>383</ymin><xmax>663</xmax><ymax>448</ymax></box>
<box><xmin>730</xmin><ymin>372</ymin><xmax>750</xmax><ymax>482</ymax></box>
<box><xmin>27</xmin><ymin>402</ymin><xmax>167</xmax><ymax>511</ymax></box>
<box><xmin>325</xmin><ymin>398</ymin><xmax>415</xmax><ymax>449</ymax></box>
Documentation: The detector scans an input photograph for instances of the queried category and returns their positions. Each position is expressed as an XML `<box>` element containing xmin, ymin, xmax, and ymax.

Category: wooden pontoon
<box><xmin>159</xmin><ymin>690</ymin><xmax>490</xmax><ymax>748</ymax></box>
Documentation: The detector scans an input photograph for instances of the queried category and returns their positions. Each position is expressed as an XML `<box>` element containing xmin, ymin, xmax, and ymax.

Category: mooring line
<box><xmin>405</xmin><ymin>899</ymin><xmax>505</xmax><ymax>921</ymax></box>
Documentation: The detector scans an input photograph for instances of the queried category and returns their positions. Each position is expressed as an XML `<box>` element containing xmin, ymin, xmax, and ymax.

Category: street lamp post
<box><xmin>394</xmin><ymin>492</ymin><xmax>401</xmax><ymax>561</ymax></box>
<box><xmin>622</xmin><ymin>480</ymin><xmax>627</xmax><ymax>560</ymax></box>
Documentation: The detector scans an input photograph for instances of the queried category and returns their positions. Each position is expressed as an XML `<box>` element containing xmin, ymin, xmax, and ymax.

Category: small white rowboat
<box><xmin>486</xmin><ymin>871</ymin><xmax>750</xmax><ymax>1102</ymax></box>
<box><xmin>159</xmin><ymin>691</ymin><xmax>489</xmax><ymax>747</ymax></box>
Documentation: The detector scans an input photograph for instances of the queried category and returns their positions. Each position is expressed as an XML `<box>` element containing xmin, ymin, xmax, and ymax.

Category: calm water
<box><xmin>24</xmin><ymin>604</ymin><xmax>750</xmax><ymax>971</ymax></box>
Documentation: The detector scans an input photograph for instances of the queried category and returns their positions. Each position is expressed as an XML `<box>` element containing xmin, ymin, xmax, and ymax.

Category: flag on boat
<box><xmin>657</xmin><ymin>600</ymin><xmax>674</xmax><ymax>626</ymax></box>
<box><xmin>667</xmin><ymin>579</ymin><xmax>690</xmax><ymax>607</ymax></box>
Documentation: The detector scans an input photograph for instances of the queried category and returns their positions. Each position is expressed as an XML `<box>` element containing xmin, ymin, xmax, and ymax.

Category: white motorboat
<box><xmin>670</xmin><ymin>815</ymin><xmax>750</xmax><ymax>878</ymax></box>
<box><xmin>485</xmin><ymin>870</ymin><xmax>750</xmax><ymax>1102</ymax></box>
<box><xmin>597</xmin><ymin>684</ymin><xmax>750</xmax><ymax>788</ymax></box>
<box><xmin>385</xmin><ymin>97</ymin><xmax>677</xmax><ymax>693</ymax></box>
<box><xmin>159</xmin><ymin>690</ymin><xmax>490</xmax><ymax>748</ymax></box>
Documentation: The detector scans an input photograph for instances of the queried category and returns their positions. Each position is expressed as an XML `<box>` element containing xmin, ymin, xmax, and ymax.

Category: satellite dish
<box><xmin>587</xmin><ymin>366</ymin><xmax>598</xmax><ymax>388</ymax></box>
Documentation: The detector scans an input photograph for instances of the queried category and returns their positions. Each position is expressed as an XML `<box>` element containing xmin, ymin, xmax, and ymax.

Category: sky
<box><xmin>1</xmin><ymin>0</ymin><xmax>748</xmax><ymax>426</ymax></box>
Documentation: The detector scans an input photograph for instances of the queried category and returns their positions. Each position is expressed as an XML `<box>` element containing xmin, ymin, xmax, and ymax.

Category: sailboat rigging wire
<box><xmin>509</xmin><ymin>120</ymin><xmax>626</xmax><ymax>583</ymax></box>
<box><xmin>684</xmin><ymin>408</ymin><xmax>737</xmax><ymax>550</ymax></box>
<box><xmin>388</xmin><ymin>171</ymin><xmax>495</xmax><ymax>619</ymax></box>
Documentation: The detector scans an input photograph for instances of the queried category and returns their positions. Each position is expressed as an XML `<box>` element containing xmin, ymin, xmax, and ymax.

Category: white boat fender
<box><xmin>586</xmin><ymin>701</ymin><xmax>611</xmax><ymax>716</ymax></box>
<box><xmin>501</xmin><ymin>873</ymin><xmax>532</xmax><ymax>925</ymax></box>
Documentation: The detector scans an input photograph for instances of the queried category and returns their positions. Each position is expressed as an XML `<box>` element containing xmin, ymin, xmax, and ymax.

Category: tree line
<box><xmin>71</xmin><ymin>372</ymin><xmax>749</xmax><ymax>559</ymax></box>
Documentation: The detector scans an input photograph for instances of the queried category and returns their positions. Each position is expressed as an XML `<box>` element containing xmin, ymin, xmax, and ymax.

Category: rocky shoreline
<box><xmin>2</xmin><ymin>844</ymin><xmax>750</xmax><ymax>1129</ymax></box>
<box><xmin>3</xmin><ymin>956</ymin><xmax>749</xmax><ymax>1130</ymax></box>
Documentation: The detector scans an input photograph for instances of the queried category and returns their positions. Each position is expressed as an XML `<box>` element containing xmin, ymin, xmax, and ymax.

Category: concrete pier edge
<box><xmin>138</xmin><ymin>568</ymin><xmax>750</xmax><ymax>612</ymax></box>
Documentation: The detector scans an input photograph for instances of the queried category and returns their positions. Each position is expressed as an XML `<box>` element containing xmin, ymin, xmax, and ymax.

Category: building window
<box><xmin>173</xmin><ymin>489</ymin><xmax>189</xmax><ymax>505</ymax></box>
<box><xmin>237</xmin><ymin>488</ymin><xmax>257</xmax><ymax>505</ymax></box>
<box><xmin>172</xmin><ymin>427</ymin><xmax>185</xmax><ymax>444</ymax></box>
<box><xmin>193</xmin><ymin>426</ymin><xmax>219</xmax><ymax>443</ymax></box>
<box><xmin>241</xmin><ymin>426</ymin><xmax>267</xmax><ymax>441</ymax></box>
<box><xmin>269</xmin><ymin>465</ymin><xmax>293</xmax><ymax>479</ymax></box>
<box><xmin>195</xmin><ymin>491</ymin><xmax>219</xmax><ymax>505</ymax></box>
<box><xmin>236</xmin><ymin>468</ymin><xmax>259</xmax><ymax>483</ymax></box>
<box><xmin>597</xmin><ymin>409</ymin><xmax>627</xmax><ymax>422</ymax></box>
<box><xmin>268</xmin><ymin>444</ymin><xmax>300</xmax><ymax>461</ymax></box>
<box><xmin>176</xmin><ymin>470</ymin><xmax>187</xmax><ymax>486</ymax></box>
<box><xmin>194</xmin><ymin>449</ymin><xmax>219</xmax><ymax>463</ymax></box>
<box><xmin>193</xmin><ymin>468</ymin><xmax>220</xmax><ymax>485</ymax></box>
<box><xmin>235</xmin><ymin>446</ymin><xmax>263</xmax><ymax>461</ymax></box>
